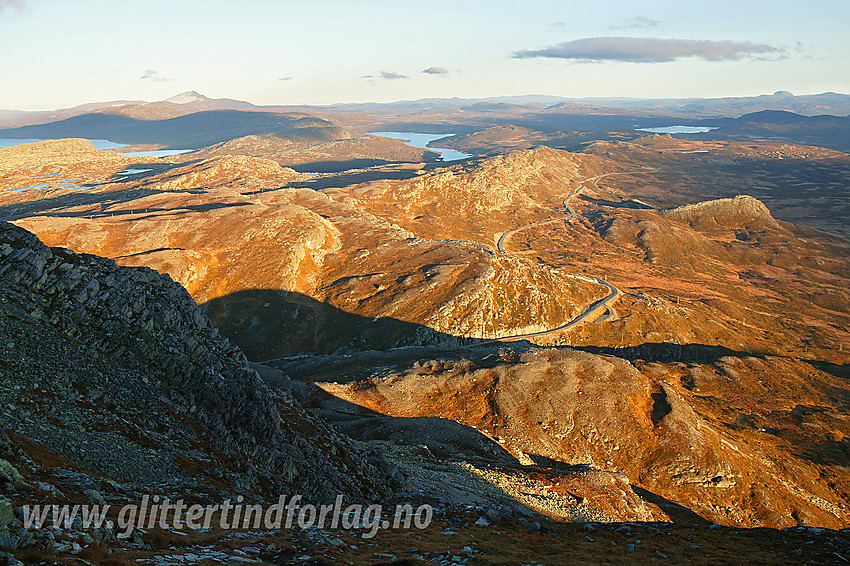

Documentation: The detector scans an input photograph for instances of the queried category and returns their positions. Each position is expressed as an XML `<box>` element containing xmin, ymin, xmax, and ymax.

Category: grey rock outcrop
<box><xmin>0</xmin><ymin>221</ymin><xmax>393</xmax><ymax>500</ymax></box>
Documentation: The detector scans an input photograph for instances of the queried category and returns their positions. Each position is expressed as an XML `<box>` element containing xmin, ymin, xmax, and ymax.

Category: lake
<box><xmin>117</xmin><ymin>149</ymin><xmax>192</xmax><ymax>157</ymax></box>
<box><xmin>12</xmin><ymin>178</ymin><xmax>92</xmax><ymax>193</ymax></box>
<box><xmin>635</xmin><ymin>126</ymin><xmax>719</xmax><ymax>134</ymax></box>
<box><xmin>367</xmin><ymin>132</ymin><xmax>471</xmax><ymax>161</ymax></box>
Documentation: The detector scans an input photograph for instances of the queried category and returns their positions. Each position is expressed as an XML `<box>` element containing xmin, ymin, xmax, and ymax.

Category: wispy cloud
<box><xmin>613</xmin><ymin>16</ymin><xmax>661</xmax><ymax>29</ymax></box>
<box><xmin>513</xmin><ymin>37</ymin><xmax>785</xmax><ymax>63</ymax></box>
<box><xmin>0</xmin><ymin>0</ymin><xmax>25</xmax><ymax>12</ymax></box>
<box><xmin>422</xmin><ymin>66</ymin><xmax>450</xmax><ymax>76</ymax></box>
<box><xmin>140</xmin><ymin>70</ymin><xmax>172</xmax><ymax>82</ymax></box>
<box><xmin>379</xmin><ymin>71</ymin><xmax>408</xmax><ymax>80</ymax></box>
<box><xmin>363</xmin><ymin>71</ymin><xmax>409</xmax><ymax>81</ymax></box>
<box><xmin>278</xmin><ymin>76</ymin><xmax>294</xmax><ymax>81</ymax></box>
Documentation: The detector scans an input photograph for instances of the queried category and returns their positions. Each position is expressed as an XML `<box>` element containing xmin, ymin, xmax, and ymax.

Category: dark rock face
<box><xmin>0</xmin><ymin>221</ymin><xmax>392</xmax><ymax>500</ymax></box>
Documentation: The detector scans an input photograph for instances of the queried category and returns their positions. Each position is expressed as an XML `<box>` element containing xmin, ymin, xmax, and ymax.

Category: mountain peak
<box><xmin>661</xmin><ymin>194</ymin><xmax>784</xmax><ymax>232</ymax></box>
<box><xmin>165</xmin><ymin>91</ymin><xmax>208</xmax><ymax>104</ymax></box>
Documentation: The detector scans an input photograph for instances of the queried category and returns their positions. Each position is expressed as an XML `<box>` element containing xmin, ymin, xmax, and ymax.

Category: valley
<box><xmin>0</xmin><ymin>91</ymin><xmax>848</xmax><ymax>564</ymax></box>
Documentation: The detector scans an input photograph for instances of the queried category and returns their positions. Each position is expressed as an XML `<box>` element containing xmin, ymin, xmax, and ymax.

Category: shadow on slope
<box><xmin>255</xmin><ymin>361</ymin><xmax>519</xmax><ymax>467</ymax></box>
<box><xmin>282</xmin><ymin>160</ymin><xmax>454</xmax><ymax>189</ymax></box>
<box><xmin>288</xmin><ymin>158</ymin><xmax>396</xmax><ymax>173</ymax></box>
<box><xmin>578</xmin><ymin>194</ymin><xmax>655</xmax><ymax>210</ymax></box>
<box><xmin>0</xmin><ymin>111</ymin><xmax>343</xmax><ymax>149</ymax></box>
<box><xmin>254</xmin><ymin>361</ymin><xmax>703</xmax><ymax>524</ymax></box>
<box><xmin>201</xmin><ymin>289</ymin><xmax>480</xmax><ymax>362</ymax></box>
<box><xmin>0</xmin><ymin>186</ymin><xmax>170</xmax><ymax>221</ymax></box>
<box><xmin>629</xmin><ymin>486</ymin><xmax>711</xmax><ymax>525</ymax></box>
<box><xmin>0</xmin><ymin>188</ymin><xmax>248</xmax><ymax>222</ymax></box>
<box><xmin>203</xmin><ymin>290</ymin><xmax>790</xmax><ymax>377</ymax></box>
<box><xmin>576</xmin><ymin>342</ymin><xmax>763</xmax><ymax>363</ymax></box>
<box><xmin>0</xmin><ymin>160</ymin><xmax>201</xmax><ymax>221</ymax></box>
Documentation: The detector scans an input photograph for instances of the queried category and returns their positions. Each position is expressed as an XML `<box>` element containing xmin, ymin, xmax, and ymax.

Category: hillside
<box><xmin>707</xmin><ymin>110</ymin><xmax>850</xmax><ymax>152</ymax></box>
<box><xmin>2</xmin><ymin>141</ymin><xmax>607</xmax><ymax>359</ymax></box>
<box><xmin>3</xmin><ymin>140</ymin><xmax>849</xmax><ymax>365</ymax></box>
<box><xmin>184</xmin><ymin>133</ymin><xmax>440</xmax><ymax>170</ymax></box>
<box><xmin>0</xmin><ymin>134</ymin><xmax>849</xmax><ymax>563</ymax></box>
<box><xmin>2</xmin><ymin>224</ymin><xmax>848</xmax><ymax>564</ymax></box>
<box><xmin>582</xmin><ymin>135</ymin><xmax>850</xmax><ymax>240</ymax></box>
<box><xmin>0</xmin><ymin>220</ymin><xmax>394</xmax><ymax>498</ymax></box>
<box><xmin>317</xmin><ymin>346</ymin><xmax>850</xmax><ymax>528</ymax></box>
<box><xmin>0</xmin><ymin>111</ymin><xmax>347</xmax><ymax>150</ymax></box>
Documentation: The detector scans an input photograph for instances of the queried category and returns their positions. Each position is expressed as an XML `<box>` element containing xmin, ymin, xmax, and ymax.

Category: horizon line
<box><xmin>3</xmin><ymin>90</ymin><xmax>849</xmax><ymax>113</ymax></box>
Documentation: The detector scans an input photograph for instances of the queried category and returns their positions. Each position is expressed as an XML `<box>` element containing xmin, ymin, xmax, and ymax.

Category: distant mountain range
<box><xmin>553</xmin><ymin>91</ymin><xmax>850</xmax><ymax>118</ymax></box>
<box><xmin>0</xmin><ymin>110</ymin><xmax>345</xmax><ymax>149</ymax></box>
<box><xmin>2</xmin><ymin>90</ymin><xmax>848</xmax><ymax>127</ymax></box>
<box><xmin>1</xmin><ymin>91</ymin><xmax>848</xmax><ymax>152</ymax></box>
<box><xmin>318</xmin><ymin>91</ymin><xmax>850</xmax><ymax>118</ymax></box>
<box><xmin>0</xmin><ymin>92</ymin><xmax>280</xmax><ymax>128</ymax></box>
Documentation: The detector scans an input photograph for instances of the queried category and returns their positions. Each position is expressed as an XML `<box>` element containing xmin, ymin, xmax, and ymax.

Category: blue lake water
<box><xmin>12</xmin><ymin>179</ymin><xmax>91</xmax><ymax>193</ymax></box>
<box><xmin>367</xmin><ymin>132</ymin><xmax>472</xmax><ymax>161</ymax></box>
<box><xmin>11</xmin><ymin>183</ymin><xmax>52</xmax><ymax>192</ymax></box>
<box><xmin>118</xmin><ymin>149</ymin><xmax>192</xmax><ymax>157</ymax></box>
<box><xmin>635</xmin><ymin>126</ymin><xmax>719</xmax><ymax>134</ymax></box>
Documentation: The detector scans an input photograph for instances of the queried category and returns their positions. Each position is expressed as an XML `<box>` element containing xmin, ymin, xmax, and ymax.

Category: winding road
<box><xmin>483</xmin><ymin>171</ymin><xmax>649</xmax><ymax>343</ymax></box>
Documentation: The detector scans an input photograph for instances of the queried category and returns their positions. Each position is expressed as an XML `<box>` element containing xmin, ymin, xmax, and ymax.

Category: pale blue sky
<box><xmin>0</xmin><ymin>0</ymin><xmax>847</xmax><ymax>110</ymax></box>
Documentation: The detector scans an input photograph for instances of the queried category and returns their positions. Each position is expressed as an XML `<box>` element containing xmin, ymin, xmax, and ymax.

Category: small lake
<box><xmin>635</xmin><ymin>126</ymin><xmax>719</xmax><ymax>134</ymax></box>
<box><xmin>11</xmin><ymin>178</ymin><xmax>92</xmax><ymax>193</ymax></box>
<box><xmin>367</xmin><ymin>132</ymin><xmax>471</xmax><ymax>161</ymax></box>
<box><xmin>117</xmin><ymin>149</ymin><xmax>192</xmax><ymax>157</ymax></box>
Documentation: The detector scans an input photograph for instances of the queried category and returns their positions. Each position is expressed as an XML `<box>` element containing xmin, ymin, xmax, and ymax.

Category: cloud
<box><xmin>0</xmin><ymin>0</ymin><xmax>25</xmax><ymax>12</ymax></box>
<box><xmin>422</xmin><ymin>66</ymin><xmax>450</xmax><ymax>76</ymax></box>
<box><xmin>278</xmin><ymin>76</ymin><xmax>293</xmax><ymax>81</ymax></box>
<box><xmin>140</xmin><ymin>69</ymin><xmax>172</xmax><ymax>82</ymax></box>
<box><xmin>379</xmin><ymin>71</ymin><xmax>408</xmax><ymax>80</ymax></box>
<box><xmin>362</xmin><ymin>71</ymin><xmax>409</xmax><ymax>81</ymax></box>
<box><xmin>513</xmin><ymin>37</ymin><xmax>784</xmax><ymax>63</ymax></box>
<box><xmin>614</xmin><ymin>16</ymin><xmax>661</xmax><ymax>29</ymax></box>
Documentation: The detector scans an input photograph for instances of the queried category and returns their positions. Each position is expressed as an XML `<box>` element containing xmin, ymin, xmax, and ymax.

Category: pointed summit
<box><xmin>165</xmin><ymin>91</ymin><xmax>208</xmax><ymax>104</ymax></box>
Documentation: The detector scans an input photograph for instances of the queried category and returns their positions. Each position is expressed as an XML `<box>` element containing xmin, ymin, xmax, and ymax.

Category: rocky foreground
<box><xmin>0</xmin><ymin>221</ymin><xmax>407</xmax><ymax>561</ymax></box>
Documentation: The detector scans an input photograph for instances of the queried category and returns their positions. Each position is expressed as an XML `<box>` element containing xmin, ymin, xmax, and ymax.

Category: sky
<box><xmin>0</xmin><ymin>0</ymin><xmax>848</xmax><ymax>110</ymax></box>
